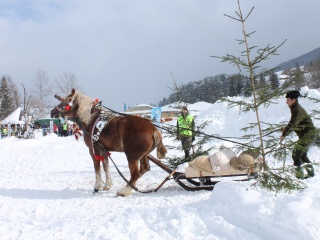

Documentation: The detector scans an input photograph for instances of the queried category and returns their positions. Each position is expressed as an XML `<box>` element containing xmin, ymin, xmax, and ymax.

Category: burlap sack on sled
<box><xmin>230</xmin><ymin>154</ymin><xmax>254</xmax><ymax>170</ymax></box>
<box><xmin>188</xmin><ymin>155</ymin><xmax>213</xmax><ymax>172</ymax></box>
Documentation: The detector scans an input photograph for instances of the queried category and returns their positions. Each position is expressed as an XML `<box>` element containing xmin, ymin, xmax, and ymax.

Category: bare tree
<box><xmin>55</xmin><ymin>71</ymin><xmax>81</xmax><ymax>96</ymax></box>
<box><xmin>32</xmin><ymin>70</ymin><xmax>52</xmax><ymax>118</ymax></box>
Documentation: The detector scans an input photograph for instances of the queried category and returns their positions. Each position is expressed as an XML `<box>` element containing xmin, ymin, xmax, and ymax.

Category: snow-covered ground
<box><xmin>1</xmin><ymin>87</ymin><xmax>320</xmax><ymax>240</ymax></box>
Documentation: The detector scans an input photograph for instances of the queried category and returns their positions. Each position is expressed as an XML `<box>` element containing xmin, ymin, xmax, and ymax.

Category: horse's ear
<box><xmin>71</xmin><ymin>88</ymin><xmax>76</xmax><ymax>95</ymax></box>
<box><xmin>54</xmin><ymin>94</ymin><xmax>63</xmax><ymax>102</ymax></box>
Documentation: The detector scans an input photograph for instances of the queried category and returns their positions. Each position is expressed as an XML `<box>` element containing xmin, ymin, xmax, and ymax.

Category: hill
<box><xmin>275</xmin><ymin>46</ymin><xmax>320</xmax><ymax>71</ymax></box>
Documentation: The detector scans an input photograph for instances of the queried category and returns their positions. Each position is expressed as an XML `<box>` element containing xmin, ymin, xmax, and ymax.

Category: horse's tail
<box><xmin>153</xmin><ymin>129</ymin><xmax>167</xmax><ymax>159</ymax></box>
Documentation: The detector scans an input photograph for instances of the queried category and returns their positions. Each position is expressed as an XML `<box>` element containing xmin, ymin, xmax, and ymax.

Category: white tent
<box><xmin>1</xmin><ymin>107</ymin><xmax>24</xmax><ymax>125</ymax></box>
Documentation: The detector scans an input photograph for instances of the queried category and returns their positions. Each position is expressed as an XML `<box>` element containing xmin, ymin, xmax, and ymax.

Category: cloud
<box><xmin>0</xmin><ymin>0</ymin><xmax>320</xmax><ymax>110</ymax></box>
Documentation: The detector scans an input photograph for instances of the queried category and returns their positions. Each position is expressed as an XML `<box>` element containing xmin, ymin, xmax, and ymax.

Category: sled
<box><xmin>147</xmin><ymin>155</ymin><xmax>262</xmax><ymax>191</ymax></box>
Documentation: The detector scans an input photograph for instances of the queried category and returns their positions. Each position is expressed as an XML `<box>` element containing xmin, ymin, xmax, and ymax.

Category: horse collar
<box><xmin>92</xmin><ymin>110</ymin><xmax>116</xmax><ymax>142</ymax></box>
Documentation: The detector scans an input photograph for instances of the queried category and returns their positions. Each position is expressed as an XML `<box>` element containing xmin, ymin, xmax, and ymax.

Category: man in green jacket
<box><xmin>177</xmin><ymin>106</ymin><xmax>195</xmax><ymax>158</ymax></box>
<box><xmin>280</xmin><ymin>90</ymin><xmax>316</xmax><ymax>179</ymax></box>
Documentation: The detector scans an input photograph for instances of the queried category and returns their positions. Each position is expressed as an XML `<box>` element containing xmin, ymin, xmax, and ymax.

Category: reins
<box><xmin>100</xmin><ymin>104</ymin><xmax>255</xmax><ymax>148</ymax></box>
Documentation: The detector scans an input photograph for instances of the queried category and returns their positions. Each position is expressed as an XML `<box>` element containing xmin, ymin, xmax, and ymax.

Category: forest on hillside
<box><xmin>159</xmin><ymin>55</ymin><xmax>320</xmax><ymax>106</ymax></box>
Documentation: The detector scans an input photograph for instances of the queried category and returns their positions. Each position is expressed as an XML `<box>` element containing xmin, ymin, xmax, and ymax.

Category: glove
<box><xmin>192</xmin><ymin>136</ymin><xmax>195</xmax><ymax>142</ymax></box>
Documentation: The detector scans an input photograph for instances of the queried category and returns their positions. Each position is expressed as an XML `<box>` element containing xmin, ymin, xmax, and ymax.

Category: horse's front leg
<box><xmin>92</xmin><ymin>158</ymin><xmax>103</xmax><ymax>193</ymax></box>
<box><xmin>102</xmin><ymin>157</ymin><xmax>112</xmax><ymax>191</ymax></box>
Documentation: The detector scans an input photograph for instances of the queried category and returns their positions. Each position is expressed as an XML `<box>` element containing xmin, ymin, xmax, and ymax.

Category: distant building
<box><xmin>125</xmin><ymin>104</ymin><xmax>154</xmax><ymax>119</ymax></box>
<box><xmin>125</xmin><ymin>103</ymin><xmax>200</xmax><ymax>122</ymax></box>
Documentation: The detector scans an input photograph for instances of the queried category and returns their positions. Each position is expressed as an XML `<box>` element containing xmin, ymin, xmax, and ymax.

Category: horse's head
<box><xmin>51</xmin><ymin>88</ymin><xmax>96</xmax><ymax>124</ymax></box>
<box><xmin>50</xmin><ymin>89</ymin><xmax>79</xmax><ymax>119</ymax></box>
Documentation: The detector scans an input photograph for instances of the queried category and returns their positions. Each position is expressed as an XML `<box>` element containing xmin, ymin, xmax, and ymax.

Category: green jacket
<box><xmin>282</xmin><ymin>101</ymin><xmax>316</xmax><ymax>139</ymax></box>
<box><xmin>177</xmin><ymin>114</ymin><xmax>194</xmax><ymax>137</ymax></box>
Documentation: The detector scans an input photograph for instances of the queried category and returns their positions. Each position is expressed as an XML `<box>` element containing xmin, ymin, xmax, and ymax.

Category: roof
<box><xmin>1</xmin><ymin>107</ymin><xmax>24</xmax><ymax>125</ymax></box>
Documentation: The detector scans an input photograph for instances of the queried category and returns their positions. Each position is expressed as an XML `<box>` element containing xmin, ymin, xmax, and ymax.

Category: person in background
<box><xmin>42</xmin><ymin>123</ymin><xmax>48</xmax><ymax>136</ymax></box>
<box><xmin>62</xmin><ymin>122</ymin><xmax>68</xmax><ymax>137</ymax></box>
<box><xmin>3</xmin><ymin>126</ymin><xmax>8</xmax><ymax>137</ymax></box>
<box><xmin>53</xmin><ymin>123</ymin><xmax>58</xmax><ymax>135</ymax></box>
<box><xmin>280</xmin><ymin>90</ymin><xmax>316</xmax><ymax>179</ymax></box>
<box><xmin>68</xmin><ymin>124</ymin><xmax>72</xmax><ymax>136</ymax></box>
<box><xmin>177</xmin><ymin>106</ymin><xmax>195</xmax><ymax>158</ymax></box>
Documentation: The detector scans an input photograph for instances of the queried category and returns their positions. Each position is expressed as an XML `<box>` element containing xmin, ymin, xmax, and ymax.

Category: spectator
<box><xmin>53</xmin><ymin>124</ymin><xmax>58</xmax><ymax>135</ymax></box>
<box><xmin>62</xmin><ymin>123</ymin><xmax>68</xmax><ymax>137</ymax></box>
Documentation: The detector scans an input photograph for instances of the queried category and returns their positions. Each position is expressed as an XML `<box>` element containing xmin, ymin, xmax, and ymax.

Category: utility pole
<box><xmin>21</xmin><ymin>83</ymin><xmax>26</xmax><ymax>119</ymax></box>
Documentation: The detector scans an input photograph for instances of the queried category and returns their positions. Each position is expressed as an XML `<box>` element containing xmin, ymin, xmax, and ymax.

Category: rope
<box><xmin>100</xmin><ymin>104</ymin><xmax>254</xmax><ymax>148</ymax></box>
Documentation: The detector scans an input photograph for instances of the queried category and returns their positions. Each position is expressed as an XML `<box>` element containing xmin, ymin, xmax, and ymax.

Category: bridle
<box><xmin>53</xmin><ymin>94</ymin><xmax>78</xmax><ymax>118</ymax></box>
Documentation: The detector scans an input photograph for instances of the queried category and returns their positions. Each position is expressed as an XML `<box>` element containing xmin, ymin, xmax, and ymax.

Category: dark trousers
<box><xmin>181</xmin><ymin>137</ymin><xmax>192</xmax><ymax>158</ymax></box>
<box><xmin>292</xmin><ymin>133</ymin><xmax>316</xmax><ymax>166</ymax></box>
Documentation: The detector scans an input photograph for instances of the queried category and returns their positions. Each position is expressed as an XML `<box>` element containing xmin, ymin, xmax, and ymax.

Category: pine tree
<box><xmin>258</xmin><ymin>73</ymin><xmax>267</xmax><ymax>89</ymax></box>
<box><xmin>211</xmin><ymin>0</ymin><xmax>306</xmax><ymax>194</ymax></box>
<box><xmin>0</xmin><ymin>76</ymin><xmax>14</xmax><ymax>120</ymax></box>
<box><xmin>269</xmin><ymin>73</ymin><xmax>280</xmax><ymax>90</ymax></box>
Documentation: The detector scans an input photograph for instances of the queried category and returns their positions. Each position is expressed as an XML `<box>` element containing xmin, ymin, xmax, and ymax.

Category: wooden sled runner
<box><xmin>147</xmin><ymin>155</ymin><xmax>262</xmax><ymax>192</ymax></box>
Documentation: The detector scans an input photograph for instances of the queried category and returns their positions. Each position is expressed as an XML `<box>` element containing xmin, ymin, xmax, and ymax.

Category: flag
<box><xmin>151</xmin><ymin>107</ymin><xmax>161</xmax><ymax>123</ymax></box>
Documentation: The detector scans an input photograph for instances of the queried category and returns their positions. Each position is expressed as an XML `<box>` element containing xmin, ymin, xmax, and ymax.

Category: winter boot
<box><xmin>303</xmin><ymin>163</ymin><xmax>315</xmax><ymax>178</ymax></box>
<box><xmin>295</xmin><ymin>166</ymin><xmax>305</xmax><ymax>179</ymax></box>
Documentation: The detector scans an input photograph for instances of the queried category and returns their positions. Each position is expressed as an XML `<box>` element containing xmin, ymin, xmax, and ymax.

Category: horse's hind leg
<box><xmin>139</xmin><ymin>154</ymin><xmax>150</xmax><ymax>175</ymax></box>
<box><xmin>102</xmin><ymin>157</ymin><xmax>112</xmax><ymax>191</ymax></box>
<box><xmin>117</xmin><ymin>159</ymin><xmax>140</xmax><ymax>197</ymax></box>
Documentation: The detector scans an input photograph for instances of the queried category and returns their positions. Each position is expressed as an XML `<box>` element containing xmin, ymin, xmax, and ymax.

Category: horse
<box><xmin>50</xmin><ymin>89</ymin><xmax>167</xmax><ymax>196</ymax></box>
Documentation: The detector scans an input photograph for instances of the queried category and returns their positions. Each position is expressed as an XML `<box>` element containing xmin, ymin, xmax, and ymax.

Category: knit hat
<box><xmin>285</xmin><ymin>90</ymin><xmax>300</xmax><ymax>99</ymax></box>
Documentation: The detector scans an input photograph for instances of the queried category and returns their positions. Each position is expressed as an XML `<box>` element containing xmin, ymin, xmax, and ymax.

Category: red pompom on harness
<box><xmin>73</xmin><ymin>127</ymin><xmax>83</xmax><ymax>141</ymax></box>
<box><xmin>94</xmin><ymin>152</ymin><xmax>111</xmax><ymax>161</ymax></box>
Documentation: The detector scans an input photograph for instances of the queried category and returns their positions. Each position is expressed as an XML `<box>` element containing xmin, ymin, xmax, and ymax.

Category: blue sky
<box><xmin>0</xmin><ymin>0</ymin><xmax>319</xmax><ymax>110</ymax></box>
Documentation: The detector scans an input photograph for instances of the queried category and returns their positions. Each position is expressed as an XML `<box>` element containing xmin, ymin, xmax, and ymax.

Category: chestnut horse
<box><xmin>50</xmin><ymin>89</ymin><xmax>167</xmax><ymax>196</ymax></box>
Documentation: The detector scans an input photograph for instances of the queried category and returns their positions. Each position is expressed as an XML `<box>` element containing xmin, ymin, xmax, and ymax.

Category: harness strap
<box><xmin>108</xmin><ymin>154</ymin><xmax>177</xmax><ymax>193</ymax></box>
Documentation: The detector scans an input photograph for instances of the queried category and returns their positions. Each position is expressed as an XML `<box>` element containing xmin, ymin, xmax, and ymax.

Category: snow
<box><xmin>1</xmin><ymin>88</ymin><xmax>320</xmax><ymax>240</ymax></box>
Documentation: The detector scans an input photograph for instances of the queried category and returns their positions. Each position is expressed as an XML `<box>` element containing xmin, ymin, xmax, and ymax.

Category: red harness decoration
<box><xmin>94</xmin><ymin>152</ymin><xmax>111</xmax><ymax>161</ymax></box>
<box><xmin>73</xmin><ymin>127</ymin><xmax>83</xmax><ymax>141</ymax></box>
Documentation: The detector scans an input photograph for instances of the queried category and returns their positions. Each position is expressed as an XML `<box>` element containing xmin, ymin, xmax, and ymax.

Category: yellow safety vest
<box><xmin>177</xmin><ymin>115</ymin><xmax>194</xmax><ymax>136</ymax></box>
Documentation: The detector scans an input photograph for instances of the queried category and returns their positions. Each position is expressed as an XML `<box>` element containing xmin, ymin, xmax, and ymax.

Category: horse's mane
<box><xmin>73</xmin><ymin>91</ymin><xmax>94</xmax><ymax>124</ymax></box>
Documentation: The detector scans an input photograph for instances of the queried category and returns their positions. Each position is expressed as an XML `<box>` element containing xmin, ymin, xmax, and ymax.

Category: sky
<box><xmin>1</xmin><ymin>87</ymin><xmax>320</xmax><ymax>239</ymax></box>
<box><xmin>0</xmin><ymin>0</ymin><xmax>319</xmax><ymax>111</ymax></box>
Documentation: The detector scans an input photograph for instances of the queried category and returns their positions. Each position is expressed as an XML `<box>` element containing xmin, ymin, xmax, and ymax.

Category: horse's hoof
<box><xmin>116</xmin><ymin>192</ymin><xmax>127</xmax><ymax>197</ymax></box>
<box><xmin>116</xmin><ymin>186</ymin><xmax>132</xmax><ymax>197</ymax></box>
<box><xmin>102</xmin><ymin>186</ymin><xmax>112</xmax><ymax>191</ymax></box>
<box><xmin>93</xmin><ymin>188</ymin><xmax>100</xmax><ymax>194</ymax></box>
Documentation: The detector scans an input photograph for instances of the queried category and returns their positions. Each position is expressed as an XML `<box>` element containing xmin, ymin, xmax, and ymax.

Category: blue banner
<box><xmin>124</xmin><ymin>103</ymin><xmax>127</xmax><ymax>112</ymax></box>
<box><xmin>151</xmin><ymin>107</ymin><xmax>161</xmax><ymax>123</ymax></box>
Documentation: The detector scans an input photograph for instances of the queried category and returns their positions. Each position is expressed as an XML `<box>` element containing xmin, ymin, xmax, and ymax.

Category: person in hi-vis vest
<box><xmin>177</xmin><ymin>106</ymin><xmax>195</xmax><ymax>158</ymax></box>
